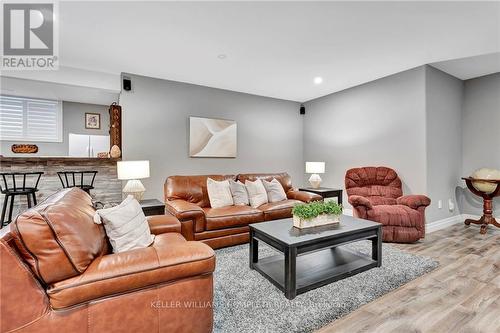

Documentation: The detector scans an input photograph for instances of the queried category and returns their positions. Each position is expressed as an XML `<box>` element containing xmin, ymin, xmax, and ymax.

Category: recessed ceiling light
<box><xmin>218</xmin><ymin>54</ymin><xmax>227</xmax><ymax>59</ymax></box>
<box><xmin>314</xmin><ymin>77</ymin><xmax>323</xmax><ymax>85</ymax></box>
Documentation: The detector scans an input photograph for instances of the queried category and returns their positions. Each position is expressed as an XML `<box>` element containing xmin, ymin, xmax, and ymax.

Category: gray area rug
<box><xmin>213</xmin><ymin>241</ymin><xmax>438</xmax><ymax>333</ymax></box>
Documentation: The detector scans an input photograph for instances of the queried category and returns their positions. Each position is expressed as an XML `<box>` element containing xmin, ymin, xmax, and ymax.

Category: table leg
<box><xmin>0</xmin><ymin>195</ymin><xmax>9</xmax><ymax>228</ymax></box>
<box><xmin>372</xmin><ymin>227</ymin><xmax>382</xmax><ymax>267</ymax></box>
<box><xmin>284</xmin><ymin>246</ymin><xmax>297</xmax><ymax>300</ymax></box>
<box><xmin>249</xmin><ymin>230</ymin><xmax>259</xmax><ymax>269</ymax></box>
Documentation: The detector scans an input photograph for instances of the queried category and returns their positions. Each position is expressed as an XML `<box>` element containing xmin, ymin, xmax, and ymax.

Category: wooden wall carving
<box><xmin>109</xmin><ymin>103</ymin><xmax>122</xmax><ymax>152</ymax></box>
<box><xmin>11</xmin><ymin>144</ymin><xmax>38</xmax><ymax>154</ymax></box>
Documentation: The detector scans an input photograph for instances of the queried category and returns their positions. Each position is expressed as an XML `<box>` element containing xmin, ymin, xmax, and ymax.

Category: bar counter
<box><xmin>0</xmin><ymin>156</ymin><xmax>123</xmax><ymax>218</ymax></box>
<box><xmin>0</xmin><ymin>156</ymin><xmax>122</xmax><ymax>162</ymax></box>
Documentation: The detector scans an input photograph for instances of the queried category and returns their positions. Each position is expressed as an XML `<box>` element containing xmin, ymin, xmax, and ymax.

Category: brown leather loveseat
<box><xmin>165</xmin><ymin>172</ymin><xmax>322</xmax><ymax>249</ymax></box>
<box><xmin>0</xmin><ymin>188</ymin><xmax>215</xmax><ymax>333</ymax></box>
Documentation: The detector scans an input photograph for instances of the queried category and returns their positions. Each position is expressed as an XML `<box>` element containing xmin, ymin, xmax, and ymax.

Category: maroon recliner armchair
<box><xmin>345</xmin><ymin>166</ymin><xmax>431</xmax><ymax>243</ymax></box>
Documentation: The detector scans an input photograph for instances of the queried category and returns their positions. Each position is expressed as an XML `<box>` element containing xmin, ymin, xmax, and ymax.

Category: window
<box><xmin>0</xmin><ymin>95</ymin><xmax>63</xmax><ymax>142</ymax></box>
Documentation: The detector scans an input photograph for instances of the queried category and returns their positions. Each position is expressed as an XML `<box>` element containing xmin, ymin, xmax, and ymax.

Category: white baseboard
<box><xmin>426</xmin><ymin>214</ymin><xmax>465</xmax><ymax>233</ymax></box>
<box><xmin>461</xmin><ymin>214</ymin><xmax>481</xmax><ymax>221</ymax></box>
<box><xmin>343</xmin><ymin>210</ymin><xmax>483</xmax><ymax>233</ymax></box>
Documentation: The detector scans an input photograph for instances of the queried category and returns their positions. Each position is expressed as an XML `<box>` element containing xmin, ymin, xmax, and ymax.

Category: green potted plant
<box><xmin>292</xmin><ymin>201</ymin><xmax>343</xmax><ymax>229</ymax></box>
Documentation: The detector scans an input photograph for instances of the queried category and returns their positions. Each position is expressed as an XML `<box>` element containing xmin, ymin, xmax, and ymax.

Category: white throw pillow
<box><xmin>262</xmin><ymin>178</ymin><xmax>287</xmax><ymax>203</ymax></box>
<box><xmin>94</xmin><ymin>195</ymin><xmax>154</xmax><ymax>253</ymax></box>
<box><xmin>229</xmin><ymin>179</ymin><xmax>250</xmax><ymax>205</ymax></box>
<box><xmin>245</xmin><ymin>179</ymin><xmax>269</xmax><ymax>208</ymax></box>
<box><xmin>207</xmin><ymin>178</ymin><xmax>234</xmax><ymax>208</ymax></box>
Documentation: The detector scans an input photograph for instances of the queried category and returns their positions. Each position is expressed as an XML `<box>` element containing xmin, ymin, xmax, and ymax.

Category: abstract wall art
<box><xmin>189</xmin><ymin>117</ymin><xmax>237</xmax><ymax>158</ymax></box>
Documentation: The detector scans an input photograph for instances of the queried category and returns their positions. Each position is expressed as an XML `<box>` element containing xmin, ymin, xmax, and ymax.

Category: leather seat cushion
<box><xmin>204</xmin><ymin>206</ymin><xmax>264</xmax><ymax>230</ymax></box>
<box><xmin>368</xmin><ymin>205</ymin><xmax>422</xmax><ymax>228</ymax></box>
<box><xmin>258</xmin><ymin>199</ymin><xmax>302</xmax><ymax>220</ymax></box>
<box><xmin>47</xmin><ymin>233</ymin><xmax>215</xmax><ymax>309</ymax></box>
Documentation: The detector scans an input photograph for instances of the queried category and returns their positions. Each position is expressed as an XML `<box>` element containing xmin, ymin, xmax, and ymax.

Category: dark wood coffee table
<box><xmin>249</xmin><ymin>215</ymin><xmax>382</xmax><ymax>299</ymax></box>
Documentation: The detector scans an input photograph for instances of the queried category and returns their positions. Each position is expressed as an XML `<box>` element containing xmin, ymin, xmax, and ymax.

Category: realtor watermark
<box><xmin>151</xmin><ymin>299</ymin><xmax>346</xmax><ymax>311</ymax></box>
<box><xmin>151</xmin><ymin>301</ymin><xmax>213</xmax><ymax>309</ymax></box>
<box><xmin>1</xmin><ymin>1</ymin><xmax>58</xmax><ymax>70</ymax></box>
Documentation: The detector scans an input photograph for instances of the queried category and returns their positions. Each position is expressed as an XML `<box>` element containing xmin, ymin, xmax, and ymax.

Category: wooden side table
<box><xmin>140</xmin><ymin>199</ymin><xmax>165</xmax><ymax>216</ymax></box>
<box><xmin>299</xmin><ymin>187</ymin><xmax>343</xmax><ymax>205</ymax></box>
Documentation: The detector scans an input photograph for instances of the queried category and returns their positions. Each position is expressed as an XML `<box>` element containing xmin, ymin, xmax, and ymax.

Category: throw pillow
<box><xmin>245</xmin><ymin>179</ymin><xmax>269</xmax><ymax>208</ymax></box>
<box><xmin>94</xmin><ymin>195</ymin><xmax>154</xmax><ymax>253</ymax></box>
<box><xmin>229</xmin><ymin>179</ymin><xmax>250</xmax><ymax>205</ymax></box>
<box><xmin>207</xmin><ymin>178</ymin><xmax>234</xmax><ymax>208</ymax></box>
<box><xmin>262</xmin><ymin>178</ymin><xmax>287</xmax><ymax>202</ymax></box>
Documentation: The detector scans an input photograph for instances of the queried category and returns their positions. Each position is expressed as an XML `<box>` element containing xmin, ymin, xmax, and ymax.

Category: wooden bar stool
<box><xmin>0</xmin><ymin>172</ymin><xmax>43</xmax><ymax>228</ymax></box>
<box><xmin>57</xmin><ymin>171</ymin><xmax>98</xmax><ymax>195</ymax></box>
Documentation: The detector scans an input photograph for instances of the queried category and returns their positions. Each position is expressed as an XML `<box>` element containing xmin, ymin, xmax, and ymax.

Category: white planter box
<box><xmin>293</xmin><ymin>214</ymin><xmax>340</xmax><ymax>229</ymax></box>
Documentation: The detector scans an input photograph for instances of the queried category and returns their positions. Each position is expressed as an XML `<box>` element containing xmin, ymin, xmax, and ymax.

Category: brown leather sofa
<box><xmin>345</xmin><ymin>166</ymin><xmax>431</xmax><ymax>243</ymax></box>
<box><xmin>165</xmin><ymin>172</ymin><xmax>322</xmax><ymax>249</ymax></box>
<box><xmin>0</xmin><ymin>188</ymin><xmax>215</xmax><ymax>333</ymax></box>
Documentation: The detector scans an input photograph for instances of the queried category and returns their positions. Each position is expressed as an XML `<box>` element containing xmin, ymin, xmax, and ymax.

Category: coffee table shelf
<box><xmin>253</xmin><ymin>247</ymin><xmax>378</xmax><ymax>294</ymax></box>
<box><xmin>249</xmin><ymin>216</ymin><xmax>382</xmax><ymax>299</ymax></box>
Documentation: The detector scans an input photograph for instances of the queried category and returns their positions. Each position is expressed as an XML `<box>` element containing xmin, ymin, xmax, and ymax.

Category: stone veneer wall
<box><xmin>0</xmin><ymin>158</ymin><xmax>122</xmax><ymax>220</ymax></box>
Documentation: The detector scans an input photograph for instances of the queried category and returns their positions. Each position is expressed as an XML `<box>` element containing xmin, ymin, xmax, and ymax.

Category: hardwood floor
<box><xmin>317</xmin><ymin>223</ymin><xmax>500</xmax><ymax>333</ymax></box>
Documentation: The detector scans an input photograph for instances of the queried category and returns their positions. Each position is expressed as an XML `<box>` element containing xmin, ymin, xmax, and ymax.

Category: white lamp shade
<box><xmin>306</xmin><ymin>161</ymin><xmax>325</xmax><ymax>174</ymax></box>
<box><xmin>117</xmin><ymin>160</ymin><xmax>150</xmax><ymax>180</ymax></box>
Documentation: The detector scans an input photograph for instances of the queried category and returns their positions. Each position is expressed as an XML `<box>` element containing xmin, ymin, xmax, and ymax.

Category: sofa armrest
<box><xmin>147</xmin><ymin>215</ymin><xmax>181</xmax><ymax>235</ymax></box>
<box><xmin>287</xmin><ymin>190</ymin><xmax>322</xmax><ymax>203</ymax></box>
<box><xmin>1</xmin><ymin>237</ymin><xmax>49</xmax><ymax>331</ymax></box>
<box><xmin>165</xmin><ymin>200</ymin><xmax>206</xmax><ymax>236</ymax></box>
<box><xmin>47</xmin><ymin>234</ymin><xmax>215</xmax><ymax>309</ymax></box>
<box><xmin>348</xmin><ymin>195</ymin><xmax>373</xmax><ymax>210</ymax></box>
<box><xmin>166</xmin><ymin>200</ymin><xmax>204</xmax><ymax>217</ymax></box>
<box><xmin>397</xmin><ymin>195</ymin><xmax>431</xmax><ymax>209</ymax></box>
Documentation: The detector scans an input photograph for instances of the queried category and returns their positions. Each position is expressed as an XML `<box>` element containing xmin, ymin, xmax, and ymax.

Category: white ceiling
<box><xmin>431</xmin><ymin>53</ymin><xmax>500</xmax><ymax>80</ymax></box>
<box><xmin>0</xmin><ymin>76</ymin><xmax>119</xmax><ymax>105</ymax></box>
<box><xmin>20</xmin><ymin>2</ymin><xmax>500</xmax><ymax>101</ymax></box>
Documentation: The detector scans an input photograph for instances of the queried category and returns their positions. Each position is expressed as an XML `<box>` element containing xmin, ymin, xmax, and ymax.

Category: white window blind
<box><xmin>0</xmin><ymin>95</ymin><xmax>62</xmax><ymax>142</ymax></box>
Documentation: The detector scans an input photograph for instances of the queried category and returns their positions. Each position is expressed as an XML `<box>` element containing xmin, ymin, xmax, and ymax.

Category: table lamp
<box><xmin>117</xmin><ymin>160</ymin><xmax>150</xmax><ymax>201</ymax></box>
<box><xmin>306</xmin><ymin>161</ymin><xmax>325</xmax><ymax>189</ymax></box>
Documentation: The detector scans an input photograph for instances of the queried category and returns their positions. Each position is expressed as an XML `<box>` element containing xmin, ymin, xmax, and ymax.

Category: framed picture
<box><xmin>189</xmin><ymin>116</ymin><xmax>237</xmax><ymax>158</ymax></box>
<box><xmin>85</xmin><ymin>113</ymin><xmax>101</xmax><ymax>129</ymax></box>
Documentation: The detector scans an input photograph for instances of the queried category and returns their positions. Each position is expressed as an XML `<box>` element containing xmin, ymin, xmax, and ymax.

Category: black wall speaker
<box><xmin>123</xmin><ymin>78</ymin><xmax>132</xmax><ymax>91</ymax></box>
<box><xmin>299</xmin><ymin>104</ymin><xmax>305</xmax><ymax>115</ymax></box>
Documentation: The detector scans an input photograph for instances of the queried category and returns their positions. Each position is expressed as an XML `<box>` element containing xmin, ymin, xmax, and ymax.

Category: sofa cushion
<box><xmin>165</xmin><ymin>175</ymin><xmax>236</xmax><ymax>208</ymax></box>
<box><xmin>229</xmin><ymin>180</ymin><xmax>249</xmax><ymax>206</ymax></box>
<box><xmin>368</xmin><ymin>205</ymin><xmax>422</xmax><ymax>228</ymax></box>
<box><xmin>11</xmin><ymin>188</ymin><xmax>107</xmax><ymax>284</ymax></box>
<box><xmin>262</xmin><ymin>178</ymin><xmax>287</xmax><ymax>203</ymax></box>
<box><xmin>94</xmin><ymin>195</ymin><xmax>154</xmax><ymax>253</ymax></box>
<box><xmin>345</xmin><ymin>167</ymin><xmax>403</xmax><ymax>200</ymax></box>
<box><xmin>207</xmin><ymin>178</ymin><xmax>234</xmax><ymax>208</ymax></box>
<box><xmin>237</xmin><ymin>173</ymin><xmax>293</xmax><ymax>193</ymax></box>
<box><xmin>258</xmin><ymin>199</ymin><xmax>302</xmax><ymax>220</ymax></box>
<box><xmin>46</xmin><ymin>233</ymin><xmax>215</xmax><ymax>309</ymax></box>
<box><xmin>245</xmin><ymin>179</ymin><xmax>269</xmax><ymax>208</ymax></box>
<box><xmin>204</xmin><ymin>206</ymin><xmax>264</xmax><ymax>230</ymax></box>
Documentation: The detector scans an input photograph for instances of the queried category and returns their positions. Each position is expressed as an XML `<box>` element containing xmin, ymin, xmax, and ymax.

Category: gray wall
<box><xmin>461</xmin><ymin>73</ymin><xmax>500</xmax><ymax>216</ymax></box>
<box><xmin>425</xmin><ymin>66</ymin><xmax>463</xmax><ymax>221</ymax></box>
<box><xmin>0</xmin><ymin>101</ymin><xmax>109</xmax><ymax>156</ymax></box>
<box><xmin>303</xmin><ymin>66</ymin><xmax>428</xmax><ymax>211</ymax></box>
<box><xmin>119</xmin><ymin>74</ymin><xmax>303</xmax><ymax>201</ymax></box>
